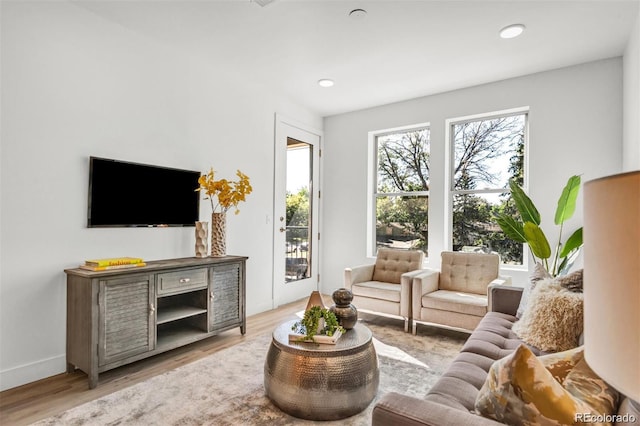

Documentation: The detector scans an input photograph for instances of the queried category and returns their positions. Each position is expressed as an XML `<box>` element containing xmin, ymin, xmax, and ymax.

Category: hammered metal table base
<box><xmin>264</xmin><ymin>320</ymin><xmax>379</xmax><ymax>420</ymax></box>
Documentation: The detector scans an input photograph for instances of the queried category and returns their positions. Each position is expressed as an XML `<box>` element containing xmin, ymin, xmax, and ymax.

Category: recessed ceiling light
<box><xmin>252</xmin><ymin>0</ymin><xmax>275</xmax><ymax>6</ymax></box>
<box><xmin>499</xmin><ymin>24</ymin><xmax>525</xmax><ymax>39</ymax></box>
<box><xmin>349</xmin><ymin>9</ymin><xmax>367</xmax><ymax>20</ymax></box>
<box><xmin>318</xmin><ymin>79</ymin><xmax>334</xmax><ymax>88</ymax></box>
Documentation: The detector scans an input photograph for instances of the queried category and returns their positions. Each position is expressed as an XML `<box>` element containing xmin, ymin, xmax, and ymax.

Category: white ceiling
<box><xmin>75</xmin><ymin>0</ymin><xmax>639</xmax><ymax>117</ymax></box>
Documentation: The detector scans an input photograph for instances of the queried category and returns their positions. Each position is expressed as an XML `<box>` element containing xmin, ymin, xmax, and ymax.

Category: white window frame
<box><xmin>367</xmin><ymin>122</ymin><xmax>430</xmax><ymax>259</ymax></box>
<box><xmin>444</xmin><ymin>107</ymin><xmax>529</xmax><ymax>269</ymax></box>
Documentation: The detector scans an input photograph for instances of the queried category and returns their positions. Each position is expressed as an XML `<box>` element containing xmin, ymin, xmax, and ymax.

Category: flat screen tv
<box><xmin>88</xmin><ymin>157</ymin><xmax>201</xmax><ymax>227</ymax></box>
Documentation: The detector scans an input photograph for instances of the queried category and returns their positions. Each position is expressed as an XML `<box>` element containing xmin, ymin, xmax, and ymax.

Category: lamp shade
<box><xmin>583</xmin><ymin>171</ymin><xmax>640</xmax><ymax>402</ymax></box>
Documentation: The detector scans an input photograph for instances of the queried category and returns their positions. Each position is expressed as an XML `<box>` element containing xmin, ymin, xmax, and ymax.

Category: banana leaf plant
<box><xmin>494</xmin><ymin>175</ymin><xmax>583</xmax><ymax>277</ymax></box>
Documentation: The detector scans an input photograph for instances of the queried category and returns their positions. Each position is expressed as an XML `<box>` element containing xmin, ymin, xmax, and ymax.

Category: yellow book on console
<box><xmin>80</xmin><ymin>262</ymin><xmax>147</xmax><ymax>272</ymax></box>
<box><xmin>85</xmin><ymin>257</ymin><xmax>144</xmax><ymax>267</ymax></box>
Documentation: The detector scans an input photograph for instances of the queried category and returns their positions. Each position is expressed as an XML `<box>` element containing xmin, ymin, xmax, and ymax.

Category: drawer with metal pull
<box><xmin>156</xmin><ymin>268</ymin><xmax>208</xmax><ymax>295</ymax></box>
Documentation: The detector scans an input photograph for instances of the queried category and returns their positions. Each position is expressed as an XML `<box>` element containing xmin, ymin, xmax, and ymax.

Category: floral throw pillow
<box><xmin>475</xmin><ymin>345</ymin><xmax>619</xmax><ymax>426</ymax></box>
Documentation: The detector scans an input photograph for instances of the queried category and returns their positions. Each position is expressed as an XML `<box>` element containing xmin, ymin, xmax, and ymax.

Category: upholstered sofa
<box><xmin>372</xmin><ymin>284</ymin><xmax>638</xmax><ymax>426</ymax></box>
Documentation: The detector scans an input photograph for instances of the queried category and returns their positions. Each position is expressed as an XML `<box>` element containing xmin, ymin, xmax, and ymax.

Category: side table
<box><xmin>264</xmin><ymin>319</ymin><xmax>379</xmax><ymax>420</ymax></box>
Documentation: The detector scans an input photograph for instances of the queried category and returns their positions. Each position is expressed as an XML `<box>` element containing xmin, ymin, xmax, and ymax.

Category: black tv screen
<box><xmin>88</xmin><ymin>157</ymin><xmax>201</xmax><ymax>227</ymax></box>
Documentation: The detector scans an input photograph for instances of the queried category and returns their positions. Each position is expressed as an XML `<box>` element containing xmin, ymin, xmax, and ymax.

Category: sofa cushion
<box><xmin>513</xmin><ymin>279</ymin><xmax>583</xmax><ymax>352</ymax></box>
<box><xmin>462</xmin><ymin>315</ymin><xmax>548</xmax><ymax>358</ymax></box>
<box><xmin>422</xmin><ymin>290</ymin><xmax>488</xmax><ymax>317</ymax></box>
<box><xmin>423</xmin><ymin>311</ymin><xmax>522</xmax><ymax>413</ymax></box>
<box><xmin>372</xmin><ymin>248</ymin><xmax>423</xmax><ymax>284</ymax></box>
<box><xmin>474</xmin><ymin>345</ymin><xmax>619</xmax><ymax>426</ymax></box>
<box><xmin>351</xmin><ymin>281</ymin><xmax>401</xmax><ymax>302</ymax></box>
<box><xmin>440</xmin><ymin>252</ymin><xmax>499</xmax><ymax>295</ymax></box>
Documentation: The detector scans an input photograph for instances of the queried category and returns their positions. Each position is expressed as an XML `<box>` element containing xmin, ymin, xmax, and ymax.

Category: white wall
<box><xmin>623</xmin><ymin>8</ymin><xmax>640</xmax><ymax>171</ymax></box>
<box><xmin>0</xmin><ymin>1</ymin><xmax>321</xmax><ymax>390</ymax></box>
<box><xmin>321</xmin><ymin>59</ymin><xmax>623</xmax><ymax>295</ymax></box>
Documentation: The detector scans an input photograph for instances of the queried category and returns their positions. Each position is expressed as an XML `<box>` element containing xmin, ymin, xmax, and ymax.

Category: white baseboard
<box><xmin>0</xmin><ymin>354</ymin><xmax>66</xmax><ymax>391</ymax></box>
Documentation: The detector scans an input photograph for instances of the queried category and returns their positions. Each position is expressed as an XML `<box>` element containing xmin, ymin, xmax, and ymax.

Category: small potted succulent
<box><xmin>290</xmin><ymin>306</ymin><xmax>345</xmax><ymax>343</ymax></box>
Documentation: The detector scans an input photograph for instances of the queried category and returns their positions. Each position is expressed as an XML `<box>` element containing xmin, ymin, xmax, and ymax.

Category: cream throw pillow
<box><xmin>512</xmin><ymin>279</ymin><xmax>583</xmax><ymax>352</ymax></box>
<box><xmin>516</xmin><ymin>262</ymin><xmax>551</xmax><ymax>318</ymax></box>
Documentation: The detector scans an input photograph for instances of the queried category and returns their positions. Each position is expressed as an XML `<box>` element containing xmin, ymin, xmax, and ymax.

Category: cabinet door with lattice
<box><xmin>209</xmin><ymin>262</ymin><xmax>244</xmax><ymax>332</ymax></box>
<box><xmin>98</xmin><ymin>275</ymin><xmax>155</xmax><ymax>366</ymax></box>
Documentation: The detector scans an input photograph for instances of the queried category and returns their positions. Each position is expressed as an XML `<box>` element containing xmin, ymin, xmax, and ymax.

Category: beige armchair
<box><xmin>412</xmin><ymin>251</ymin><xmax>511</xmax><ymax>334</ymax></box>
<box><xmin>344</xmin><ymin>248</ymin><xmax>425</xmax><ymax>332</ymax></box>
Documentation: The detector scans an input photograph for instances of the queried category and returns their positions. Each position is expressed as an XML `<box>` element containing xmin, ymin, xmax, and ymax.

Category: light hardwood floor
<box><xmin>0</xmin><ymin>297</ymin><xmax>308</xmax><ymax>425</ymax></box>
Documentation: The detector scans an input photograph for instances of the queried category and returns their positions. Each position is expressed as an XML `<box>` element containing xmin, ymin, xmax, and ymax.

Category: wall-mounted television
<box><xmin>88</xmin><ymin>157</ymin><xmax>201</xmax><ymax>227</ymax></box>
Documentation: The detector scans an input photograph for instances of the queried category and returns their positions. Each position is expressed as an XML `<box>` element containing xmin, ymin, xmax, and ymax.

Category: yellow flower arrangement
<box><xmin>196</xmin><ymin>168</ymin><xmax>253</xmax><ymax>214</ymax></box>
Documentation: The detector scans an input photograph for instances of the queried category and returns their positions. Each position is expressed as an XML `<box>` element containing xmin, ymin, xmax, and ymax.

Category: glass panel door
<box><xmin>273</xmin><ymin>116</ymin><xmax>321</xmax><ymax>307</ymax></box>
<box><xmin>285</xmin><ymin>139</ymin><xmax>312</xmax><ymax>282</ymax></box>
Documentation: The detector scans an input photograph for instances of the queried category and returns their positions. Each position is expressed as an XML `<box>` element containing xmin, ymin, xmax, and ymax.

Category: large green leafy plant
<box><xmin>494</xmin><ymin>175</ymin><xmax>583</xmax><ymax>277</ymax></box>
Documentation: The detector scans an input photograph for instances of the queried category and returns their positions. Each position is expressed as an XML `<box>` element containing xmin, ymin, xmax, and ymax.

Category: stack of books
<box><xmin>80</xmin><ymin>257</ymin><xmax>146</xmax><ymax>271</ymax></box>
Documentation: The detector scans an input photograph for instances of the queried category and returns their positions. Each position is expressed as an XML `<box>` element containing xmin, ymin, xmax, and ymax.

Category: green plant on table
<box><xmin>291</xmin><ymin>306</ymin><xmax>345</xmax><ymax>341</ymax></box>
<box><xmin>493</xmin><ymin>175</ymin><xmax>583</xmax><ymax>277</ymax></box>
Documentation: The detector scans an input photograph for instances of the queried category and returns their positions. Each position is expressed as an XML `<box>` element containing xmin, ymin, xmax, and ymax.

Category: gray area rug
<box><xmin>33</xmin><ymin>315</ymin><xmax>467</xmax><ymax>425</ymax></box>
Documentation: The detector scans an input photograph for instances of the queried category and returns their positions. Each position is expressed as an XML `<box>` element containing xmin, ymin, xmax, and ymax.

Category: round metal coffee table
<box><xmin>264</xmin><ymin>319</ymin><xmax>379</xmax><ymax>420</ymax></box>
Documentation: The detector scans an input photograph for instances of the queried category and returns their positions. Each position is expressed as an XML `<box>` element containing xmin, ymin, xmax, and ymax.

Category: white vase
<box><xmin>195</xmin><ymin>221</ymin><xmax>208</xmax><ymax>258</ymax></box>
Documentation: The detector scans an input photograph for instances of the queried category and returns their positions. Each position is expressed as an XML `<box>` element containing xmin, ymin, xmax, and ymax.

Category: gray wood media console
<box><xmin>65</xmin><ymin>256</ymin><xmax>247</xmax><ymax>388</ymax></box>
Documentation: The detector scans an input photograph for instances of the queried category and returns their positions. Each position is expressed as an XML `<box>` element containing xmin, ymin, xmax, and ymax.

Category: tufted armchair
<box><xmin>344</xmin><ymin>248</ymin><xmax>425</xmax><ymax>332</ymax></box>
<box><xmin>412</xmin><ymin>251</ymin><xmax>511</xmax><ymax>334</ymax></box>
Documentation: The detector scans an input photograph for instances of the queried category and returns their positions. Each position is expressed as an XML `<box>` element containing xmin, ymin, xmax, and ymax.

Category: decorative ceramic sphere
<box><xmin>329</xmin><ymin>288</ymin><xmax>358</xmax><ymax>330</ymax></box>
<box><xmin>332</xmin><ymin>288</ymin><xmax>354</xmax><ymax>306</ymax></box>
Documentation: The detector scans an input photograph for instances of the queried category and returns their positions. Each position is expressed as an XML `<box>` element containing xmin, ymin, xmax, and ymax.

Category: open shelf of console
<box><xmin>156</xmin><ymin>305</ymin><xmax>208</xmax><ymax>325</ymax></box>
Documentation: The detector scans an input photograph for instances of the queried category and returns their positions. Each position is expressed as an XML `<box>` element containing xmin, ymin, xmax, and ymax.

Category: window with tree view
<box><xmin>451</xmin><ymin>112</ymin><xmax>527</xmax><ymax>265</ymax></box>
<box><xmin>374</xmin><ymin>127</ymin><xmax>430</xmax><ymax>256</ymax></box>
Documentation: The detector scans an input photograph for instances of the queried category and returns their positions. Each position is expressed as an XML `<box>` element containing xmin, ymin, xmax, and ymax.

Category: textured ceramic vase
<box><xmin>330</xmin><ymin>288</ymin><xmax>358</xmax><ymax>330</ymax></box>
<box><xmin>195</xmin><ymin>221</ymin><xmax>209</xmax><ymax>258</ymax></box>
<box><xmin>210</xmin><ymin>213</ymin><xmax>226</xmax><ymax>257</ymax></box>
